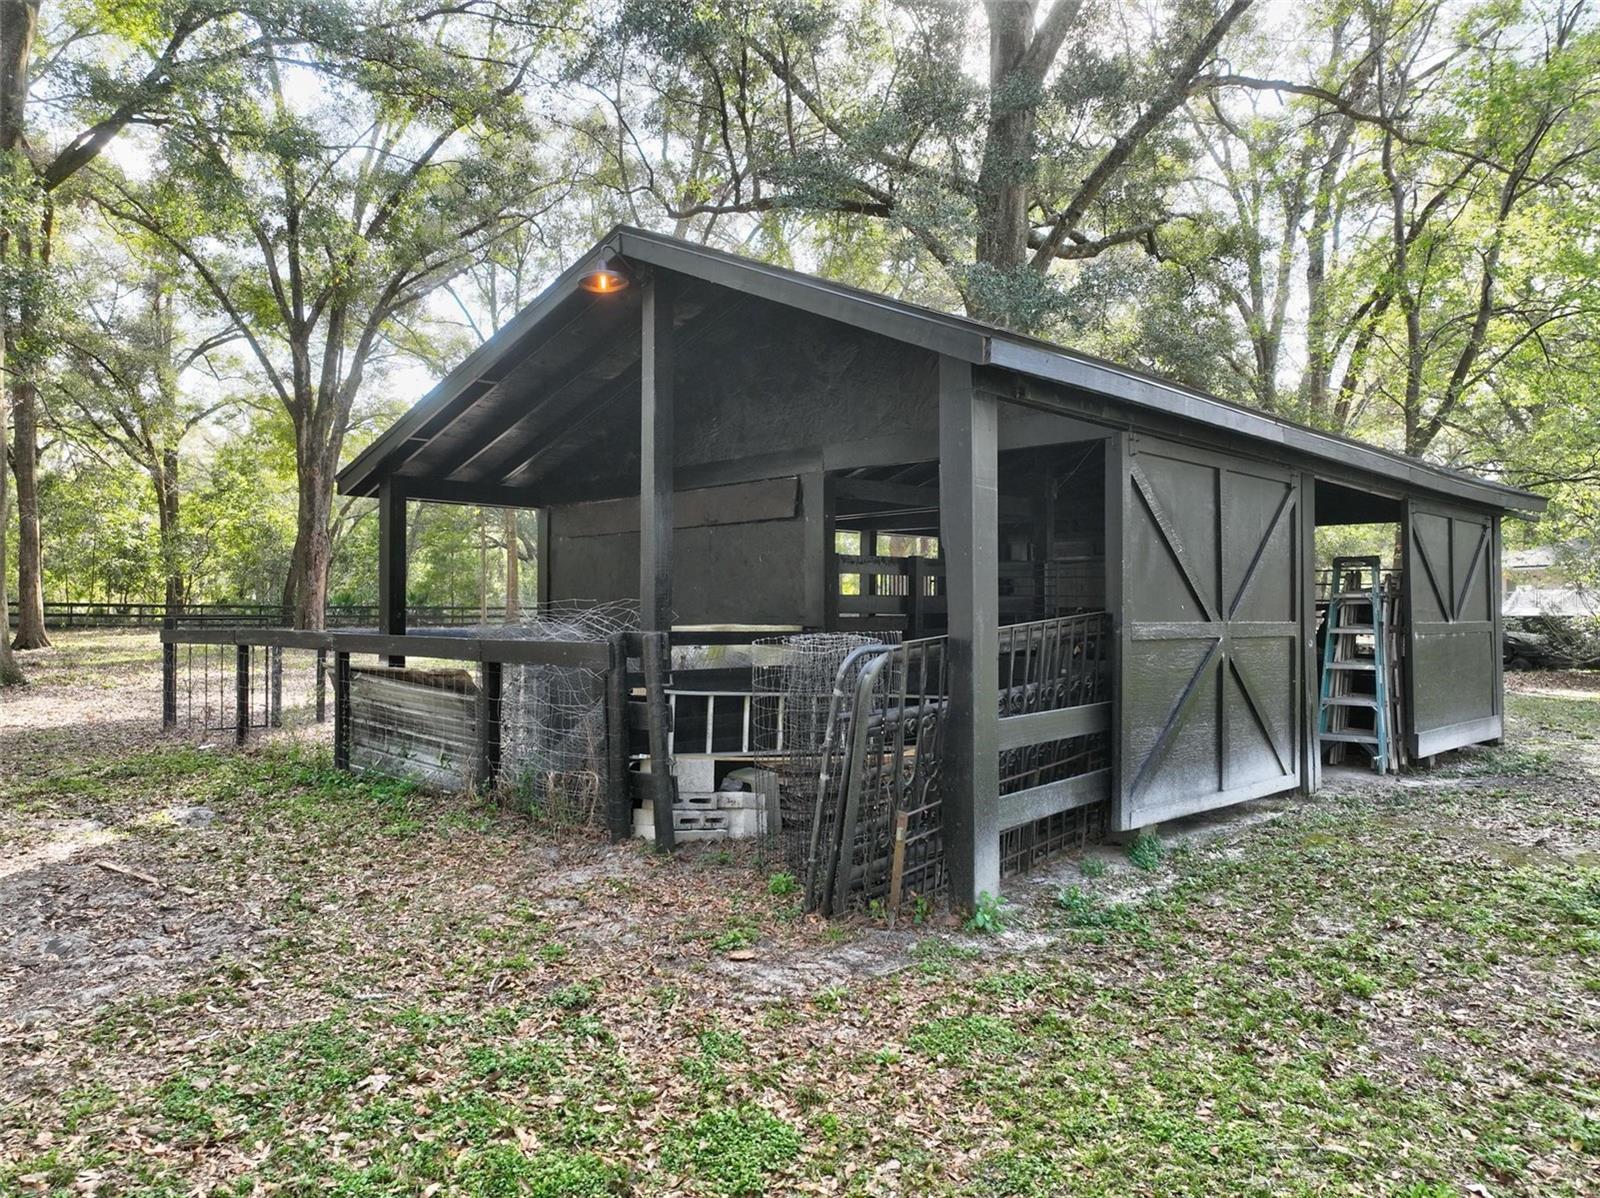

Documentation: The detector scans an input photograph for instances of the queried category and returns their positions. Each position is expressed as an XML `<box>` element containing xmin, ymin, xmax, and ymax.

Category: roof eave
<box><xmin>611</xmin><ymin>228</ymin><xmax>992</xmax><ymax>365</ymax></box>
<box><xmin>986</xmin><ymin>338</ymin><xmax>1547</xmax><ymax>515</ymax></box>
<box><xmin>336</xmin><ymin>231</ymin><xmax>628</xmax><ymax>497</ymax></box>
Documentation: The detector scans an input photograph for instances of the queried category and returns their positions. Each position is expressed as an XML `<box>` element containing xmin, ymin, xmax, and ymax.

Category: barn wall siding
<box><xmin>548</xmin><ymin>507</ymin><xmax>810</xmax><ymax>626</ymax></box>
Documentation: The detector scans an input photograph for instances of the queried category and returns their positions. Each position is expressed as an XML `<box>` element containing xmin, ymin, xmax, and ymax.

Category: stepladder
<box><xmin>1319</xmin><ymin>556</ymin><xmax>1392</xmax><ymax>773</ymax></box>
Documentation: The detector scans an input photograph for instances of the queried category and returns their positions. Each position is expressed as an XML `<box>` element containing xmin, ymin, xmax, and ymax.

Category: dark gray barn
<box><xmin>339</xmin><ymin>227</ymin><xmax>1544</xmax><ymax>907</ymax></box>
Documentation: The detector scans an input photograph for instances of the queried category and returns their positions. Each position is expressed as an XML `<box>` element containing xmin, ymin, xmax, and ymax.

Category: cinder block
<box><xmin>669</xmin><ymin>756</ymin><xmax>718</xmax><ymax>792</ymax></box>
<box><xmin>634</xmin><ymin>796</ymin><xmax>769</xmax><ymax>842</ymax></box>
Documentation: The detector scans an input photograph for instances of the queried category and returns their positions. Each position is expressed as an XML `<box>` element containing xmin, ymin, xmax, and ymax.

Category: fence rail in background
<box><xmin>12</xmin><ymin>601</ymin><xmax>514</xmax><ymax>630</ymax></box>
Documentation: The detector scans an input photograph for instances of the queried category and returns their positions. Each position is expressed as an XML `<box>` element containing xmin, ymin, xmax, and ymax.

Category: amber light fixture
<box><xmin>580</xmin><ymin>254</ymin><xmax>629</xmax><ymax>294</ymax></box>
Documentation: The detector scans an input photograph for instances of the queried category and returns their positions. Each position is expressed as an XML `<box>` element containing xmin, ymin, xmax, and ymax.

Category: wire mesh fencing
<box><xmin>490</xmin><ymin>601</ymin><xmax>635</xmax><ymax>827</ymax></box>
<box><xmin>161</xmin><ymin>601</ymin><xmax>636</xmax><ymax>821</ymax></box>
<box><xmin>808</xmin><ymin>636</ymin><xmax>947</xmax><ymax>915</ymax></box>
<box><xmin>159</xmin><ymin>604</ymin><xmax>1117</xmax><ymax>906</ymax></box>
<box><xmin>467</xmin><ymin>598</ymin><xmax>640</xmax><ymax>825</ymax></box>
<box><xmin>751</xmin><ymin>633</ymin><xmax>889</xmax><ymax>873</ymax></box>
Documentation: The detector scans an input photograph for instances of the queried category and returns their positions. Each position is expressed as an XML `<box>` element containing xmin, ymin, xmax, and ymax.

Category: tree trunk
<box><xmin>3</xmin><ymin>3</ymin><xmax>47</xmax><ymax>651</ymax></box>
<box><xmin>972</xmin><ymin>1</ymin><xmax>1039</xmax><ymax>303</ymax></box>
<box><xmin>503</xmin><ymin>507</ymin><xmax>519</xmax><ymax>619</ymax></box>
<box><xmin>0</xmin><ymin>343</ymin><xmax>22</xmax><ymax>685</ymax></box>
<box><xmin>1300</xmin><ymin>218</ymin><xmax>1332</xmax><ymax>418</ymax></box>
<box><xmin>287</xmin><ymin>458</ymin><xmax>334</xmax><ymax>630</ymax></box>
<box><xmin>154</xmin><ymin>448</ymin><xmax>184</xmax><ymax>612</ymax></box>
<box><xmin>10</xmin><ymin>376</ymin><xmax>49</xmax><ymax>648</ymax></box>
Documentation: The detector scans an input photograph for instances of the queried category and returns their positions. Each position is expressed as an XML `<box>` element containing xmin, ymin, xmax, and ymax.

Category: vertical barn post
<box><xmin>640</xmin><ymin>271</ymin><xmax>674</xmax><ymax>634</ymax></box>
<box><xmin>639</xmin><ymin>271</ymin><xmax>676</xmax><ymax>850</ymax></box>
<box><xmin>908</xmin><ymin>555</ymin><xmax>928</xmax><ymax>639</ymax></box>
<box><xmin>333</xmin><ymin>650</ymin><xmax>352</xmax><ymax>770</ymax></box>
<box><xmin>642</xmin><ymin>630</ymin><xmax>676</xmax><ymax>850</ymax></box>
<box><xmin>234</xmin><ymin>642</ymin><xmax>250</xmax><ymax>745</ymax></box>
<box><xmin>533</xmin><ymin>507</ymin><xmax>551</xmax><ymax>611</ymax></box>
<box><xmin>477</xmin><ymin>658</ymin><xmax>503</xmax><ymax>792</ymax></box>
<box><xmin>1297</xmin><ymin>469</ymin><xmax>1320</xmax><ymax>793</ymax></box>
<box><xmin>1103</xmin><ymin>433</ymin><xmax>1126</xmax><ymax>827</ymax></box>
<box><xmin>801</xmin><ymin>471</ymin><xmax>833</xmax><ymax>630</ymax></box>
<box><xmin>1490</xmin><ymin>513</ymin><xmax>1505</xmax><ymax>744</ymax></box>
<box><xmin>378</xmin><ymin>479</ymin><xmax>407</xmax><ymax>666</ymax></box>
<box><xmin>604</xmin><ymin>632</ymin><xmax>631</xmax><ymax>839</ymax></box>
<box><xmin>937</xmin><ymin>355</ymin><xmax>1000</xmax><ymax>909</ymax></box>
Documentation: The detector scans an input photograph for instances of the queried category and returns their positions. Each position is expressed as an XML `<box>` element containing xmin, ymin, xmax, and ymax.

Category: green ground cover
<box><xmin>1</xmin><ymin>635</ymin><xmax>1595</xmax><ymax>1195</ymax></box>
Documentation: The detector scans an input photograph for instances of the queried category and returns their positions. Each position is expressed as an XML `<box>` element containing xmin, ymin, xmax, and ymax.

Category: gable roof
<box><xmin>339</xmin><ymin>225</ymin><xmax>1546</xmax><ymax>514</ymax></box>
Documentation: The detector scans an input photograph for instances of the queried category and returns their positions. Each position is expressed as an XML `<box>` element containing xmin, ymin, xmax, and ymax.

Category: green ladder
<box><xmin>1319</xmin><ymin>556</ymin><xmax>1391</xmax><ymax>773</ymax></box>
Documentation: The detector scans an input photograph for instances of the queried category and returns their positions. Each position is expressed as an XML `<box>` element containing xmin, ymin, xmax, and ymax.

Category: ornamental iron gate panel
<box><xmin>805</xmin><ymin>612</ymin><xmax>1113</xmax><ymax>914</ymax></box>
<box><xmin>1117</xmin><ymin>437</ymin><xmax>1302</xmax><ymax>829</ymax></box>
<box><xmin>1403</xmin><ymin>500</ymin><xmax>1502</xmax><ymax>758</ymax></box>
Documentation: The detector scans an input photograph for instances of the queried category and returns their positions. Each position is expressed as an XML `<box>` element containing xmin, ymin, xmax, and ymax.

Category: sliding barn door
<box><xmin>1404</xmin><ymin>501</ymin><xmax>1502</xmax><ymax>758</ymax></box>
<box><xmin>1116</xmin><ymin>437</ymin><xmax>1303</xmax><ymax>830</ymax></box>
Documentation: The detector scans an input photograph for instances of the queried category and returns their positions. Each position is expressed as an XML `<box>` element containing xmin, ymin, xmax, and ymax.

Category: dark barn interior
<box><xmin>321</xmin><ymin>227</ymin><xmax>1544</xmax><ymax>909</ymax></box>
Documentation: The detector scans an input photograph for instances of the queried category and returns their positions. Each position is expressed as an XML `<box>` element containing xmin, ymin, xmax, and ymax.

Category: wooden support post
<box><xmin>234</xmin><ymin>643</ymin><xmax>251</xmax><ymax>746</ymax></box>
<box><xmin>937</xmin><ymin>355</ymin><xmax>1000</xmax><ymax>909</ymax></box>
<box><xmin>640</xmin><ymin>274</ymin><xmax>674</xmax><ymax>633</ymax></box>
<box><xmin>604</xmin><ymin>633</ymin><xmax>631</xmax><ymax>839</ymax></box>
<box><xmin>1490</xmin><ymin>512</ymin><xmax>1505</xmax><ymax>737</ymax></box>
<box><xmin>1298</xmin><ymin>469</ymin><xmax>1319</xmax><ymax>794</ymax></box>
<box><xmin>1103</xmin><ymin>432</ymin><xmax>1127</xmax><ymax>831</ymax></box>
<box><xmin>378</xmin><ymin>479</ymin><xmax>407</xmax><ymax>666</ymax></box>
<box><xmin>534</xmin><ymin>507</ymin><xmax>551</xmax><ymax>611</ymax></box>
<box><xmin>477</xmin><ymin>659</ymin><xmax>503</xmax><ymax>792</ymax></box>
<box><xmin>315</xmin><ymin>648</ymin><xmax>328</xmax><ymax>723</ymax></box>
<box><xmin>908</xmin><ymin>555</ymin><xmax>928</xmax><ymax>640</ymax></box>
<box><xmin>861</xmin><ymin>526</ymin><xmax>879</xmax><ymax>595</ymax></box>
<box><xmin>161</xmin><ymin>617</ymin><xmax>178</xmax><ymax>731</ymax></box>
<box><xmin>801</xmin><ymin>471</ymin><xmax>833</xmax><ymax>631</ymax></box>
<box><xmin>642</xmin><ymin>630</ymin><xmax>676</xmax><ymax>850</ymax></box>
<box><xmin>333</xmin><ymin>651</ymin><xmax>352</xmax><ymax>769</ymax></box>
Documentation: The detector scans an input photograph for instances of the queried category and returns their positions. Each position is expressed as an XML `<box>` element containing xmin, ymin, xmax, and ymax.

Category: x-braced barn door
<box><xmin>1403</xmin><ymin>500</ymin><xmax>1502</xmax><ymax>758</ymax></box>
<box><xmin>1116</xmin><ymin>436</ymin><xmax>1302</xmax><ymax>830</ymax></box>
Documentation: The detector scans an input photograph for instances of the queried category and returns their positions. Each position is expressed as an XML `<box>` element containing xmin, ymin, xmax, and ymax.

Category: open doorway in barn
<box><xmin>829</xmin><ymin>438</ymin><xmax>1109</xmax><ymax>640</ymax></box>
<box><xmin>1311</xmin><ymin>480</ymin><xmax>1406</xmax><ymax>773</ymax></box>
<box><xmin>820</xmin><ymin>430</ymin><xmax>1116</xmax><ymax>893</ymax></box>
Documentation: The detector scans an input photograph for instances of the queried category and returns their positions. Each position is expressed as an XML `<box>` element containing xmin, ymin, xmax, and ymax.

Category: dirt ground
<box><xmin>1</xmin><ymin>632</ymin><xmax>1596</xmax><ymax>1196</ymax></box>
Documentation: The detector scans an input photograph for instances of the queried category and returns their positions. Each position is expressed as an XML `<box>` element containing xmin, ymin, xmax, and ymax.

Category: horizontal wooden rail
<box><xmin>836</xmin><ymin>594</ymin><xmax>1036</xmax><ymax>615</ymax></box>
<box><xmin>160</xmin><ymin>626</ymin><xmax>609</xmax><ymax>669</ymax></box>
<box><xmin>996</xmin><ymin>700</ymin><xmax>1111</xmax><ymax>752</ymax></box>
<box><xmin>835</xmin><ymin>556</ymin><xmax>1033</xmax><ymax>578</ymax></box>
<box><xmin>998</xmin><ymin>768</ymin><xmax>1112</xmax><ymax>832</ymax></box>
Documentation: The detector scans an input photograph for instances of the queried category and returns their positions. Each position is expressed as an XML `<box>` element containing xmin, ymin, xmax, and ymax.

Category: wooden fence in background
<box><xmin>10</xmin><ymin>601</ymin><xmax>510</xmax><ymax>630</ymax></box>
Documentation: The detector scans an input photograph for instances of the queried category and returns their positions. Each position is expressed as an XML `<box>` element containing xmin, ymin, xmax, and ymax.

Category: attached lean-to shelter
<box><xmin>337</xmin><ymin>226</ymin><xmax>1545</xmax><ymax>907</ymax></box>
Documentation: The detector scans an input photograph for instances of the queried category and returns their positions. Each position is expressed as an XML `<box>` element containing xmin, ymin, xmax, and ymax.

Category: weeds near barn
<box><xmin>3</xmin><ymin>632</ymin><xmax>1599</xmax><ymax>1194</ymax></box>
<box><xmin>1125</xmin><ymin>828</ymin><xmax>1163</xmax><ymax>870</ymax></box>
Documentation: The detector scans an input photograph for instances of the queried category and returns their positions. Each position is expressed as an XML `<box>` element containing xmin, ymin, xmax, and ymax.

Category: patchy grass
<box><xmin>662</xmin><ymin>1106</ymin><xmax>802</xmax><ymax>1195</ymax></box>
<box><xmin>2</xmin><ymin>637</ymin><xmax>1598</xmax><ymax>1194</ymax></box>
<box><xmin>1125</xmin><ymin>828</ymin><xmax>1164</xmax><ymax>870</ymax></box>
